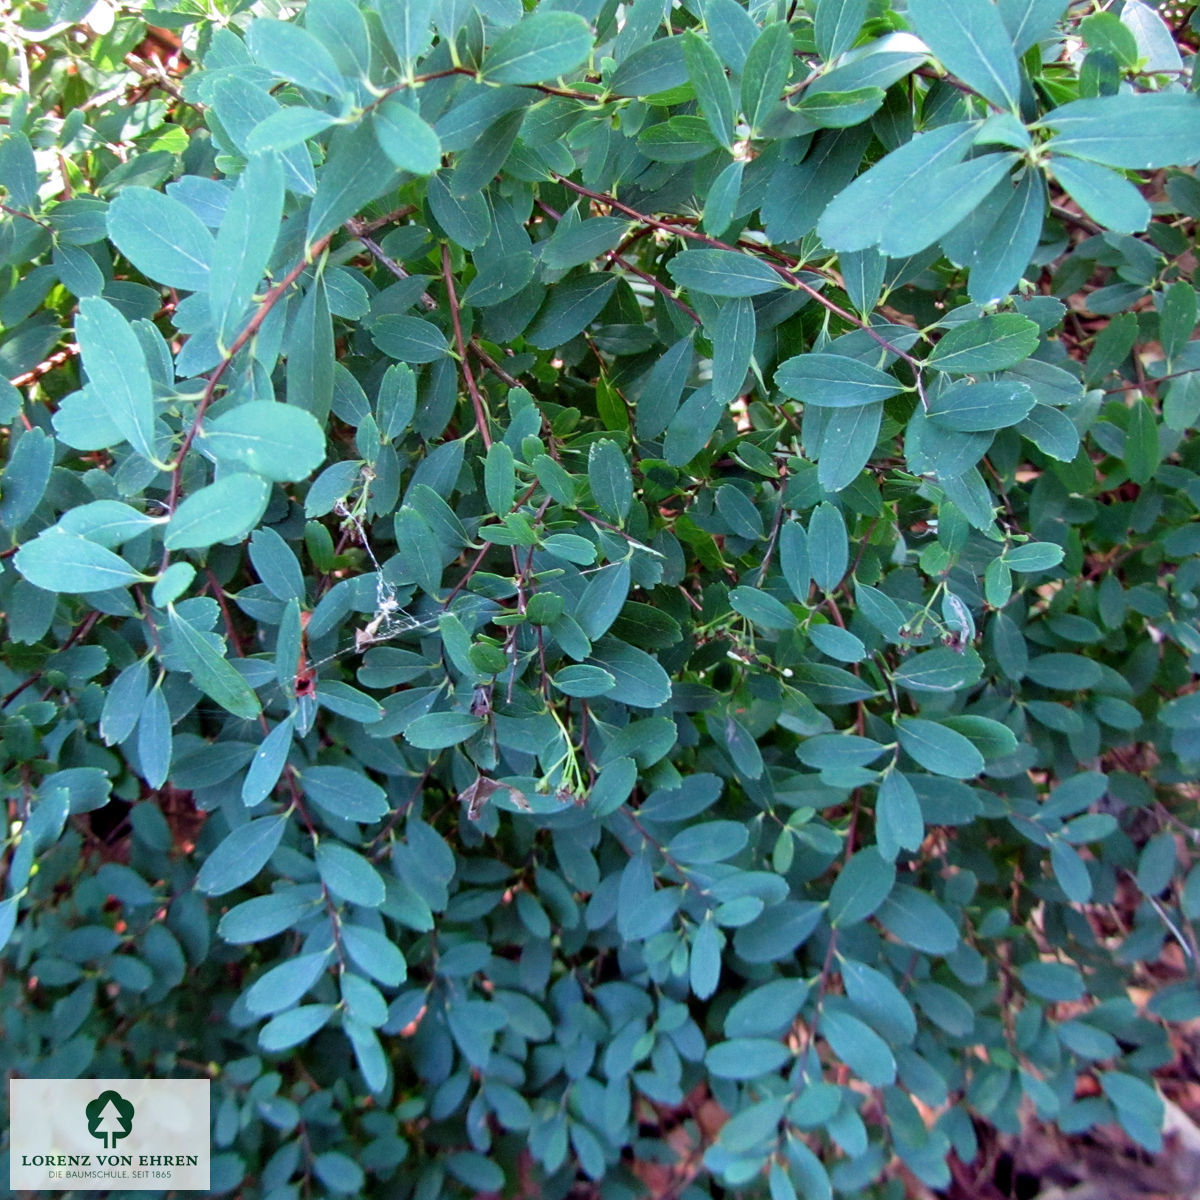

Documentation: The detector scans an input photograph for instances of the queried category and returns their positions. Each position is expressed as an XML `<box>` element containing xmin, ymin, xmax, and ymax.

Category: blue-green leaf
<box><xmin>374</xmin><ymin>99</ymin><xmax>442</xmax><ymax>176</ymax></box>
<box><xmin>1038</xmin><ymin>93</ymin><xmax>1200</xmax><ymax>169</ymax></box>
<box><xmin>210</xmin><ymin>153</ymin><xmax>284</xmax><ymax>345</ymax></box>
<box><xmin>75</xmin><ymin>297</ymin><xmax>157</xmax><ymax>462</ymax></box>
<box><xmin>202</xmin><ymin>402</ymin><xmax>326</xmax><ymax>482</ymax></box>
<box><xmin>482</xmin><ymin>12</ymin><xmax>592</xmax><ymax>85</ymax></box>
<box><xmin>14</xmin><ymin>531</ymin><xmax>149</xmax><ymax>593</ymax></box>
<box><xmin>168</xmin><ymin>606</ymin><xmax>262</xmax><ymax>720</ymax></box>
<box><xmin>165</xmin><ymin>474</ymin><xmax>271</xmax><ymax>550</ymax></box>
<box><xmin>668</xmin><ymin>249</ymin><xmax>785</xmax><ymax>297</ymax></box>
<box><xmin>247</xmin><ymin>18</ymin><xmax>347</xmax><ymax>97</ymax></box>
<box><xmin>1049</xmin><ymin>155</ymin><xmax>1149</xmax><ymax>234</ymax></box>
<box><xmin>196</xmin><ymin>814</ymin><xmax>289</xmax><ymax>896</ymax></box>
<box><xmin>776</xmin><ymin>352</ymin><xmax>902</xmax><ymax>407</ymax></box>
<box><xmin>829</xmin><ymin>848</ymin><xmax>896</xmax><ymax>927</ymax></box>
<box><xmin>909</xmin><ymin>0</ymin><xmax>1021</xmax><ymax>111</ymax></box>
<box><xmin>107</xmin><ymin>187</ymin><xmax>214</xmax><ymax>292</ymax></box>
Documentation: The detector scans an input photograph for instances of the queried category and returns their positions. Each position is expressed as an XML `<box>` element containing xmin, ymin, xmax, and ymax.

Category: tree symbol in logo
<box><xmin>85</xmin><ymin>1090</ymin><xmax>135</xmax><ymax>1149</ymax></box>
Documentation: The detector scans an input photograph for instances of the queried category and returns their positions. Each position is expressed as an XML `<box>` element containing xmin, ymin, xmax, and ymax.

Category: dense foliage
<box><xmin>3</xmin><ymin>0</ymin><xmax>1200</xmax><ymax>1196</ymax></box>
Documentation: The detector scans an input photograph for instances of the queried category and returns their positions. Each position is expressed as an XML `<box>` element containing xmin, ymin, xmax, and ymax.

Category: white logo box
<box><xmin>10</xmin><ymin>1079</ymin><xmax>210</xmax><ymax>1192</ymax></box>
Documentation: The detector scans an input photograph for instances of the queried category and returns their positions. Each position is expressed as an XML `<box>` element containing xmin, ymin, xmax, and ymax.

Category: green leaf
<box><xmin>1125</xmin><ymin>397</ymin><xmax>1159</xmax><ymax>485</ymax></box>
<box><xmin>742</xmin><ymin>23</ymin><xmax>793</xmax><ymax>133</ymax></box>
<box><xmin>0</xmin><ymin>427</ymin><xmax>52</xmax><ymax>530</ymax></box>
<box><xmin>729</xmin><ymin>586</ymin><xmax>797</xmax><ymax>630</ymax></box>
<box><xmin>1003</xmin><ymin>541</ymin><xmax>1065</xmax><ymax>571</ymax></box>
<box><xmin>552</xmin><ymin>664</ymin><xmax>617</xmax><ymax>698</ymax></box>
<box><xmin>1049</xmin><ymin>155</ymin><xmax>1149</xmax><ymax>234</ymax></box>
<box><xmin>808</xmin><ymin>502</ymin><xmax>848</xmax><ymax>593</ymax></box>
<box><xmin>780</xmin><ymin>521</ymin><xmax>810</xmax><ymax>603</ymax></box>
<box><xmin>14</xmin><ymin>531</ymin><xmax>149</xmax><ymax>593</ymax></box>
<box><xmin>668</xmin><ymin>249</ymin><xmax>785</xmax><ymax>297</ymax></box>
<box><xmin>218</xmin><ymin>889</ymin><xmax>320</xmax><ymax>944</ymax></box>
<box><xmin>342</xmin><ymin>923</ymin><xmax>407</xmax><ymax>986</ymax></box>
<box><xmin>896</xmin><ymin>718</ymin><xmax>985</xmax><ymax>778</ymax></box>
<box><xmin>527</xmin><ymin>273</ymin><xmax>617</xmax><ymax>348</ymax></box>
<box><xmin>999</xmin><ymin>0</ymin><xmax>1070</xmax><ymax>56</ymax></box>
<box><xmin>247</xmin><ymin>17</ymin><xmax>347</xmax><ymax>97</ymax></box>
<box><xmin>75</xmin><ymin>297</ymin><xmax>157</xmax><ymax>462</ymax></box>
<box><xmin>815</xmin><ymin>0</ymin><xmax>870</xmax><ymax>61</ymax></box>
<box><xmin>299</xmin><ymin>765</ymin><xmax>388</xmax><ymax>822</ymax></box>
<box><xmin>259</xmin><ymin>1005</ymin><xmax>336</xmax><ymax>1052</ymax></box>
<box><xmin>316</xmin><ymin>841</ymin><xmax>386</xmax><ymax>907</ymax></box>
<box><xmin>107</xmin><ymin>187</ymin><xmax>215</xmax><ymax>292</ymax></box>
<box><xmin>928</xmin><ymin>378</ymin><xmax>1035</xmax><ymax>432</ymax></box>
<box><xmin>308</xmin><ymin>123</ymin><xmax>399</xmax><ymax>245</ymax></box>
<box><xmin>1100</xmin><ymin>1073</ymin><xmax>1164</xmax><ymax>1153</ymax></box>
<box><xmin>636</xmin><ymin>334</ymin><xmax>693</xmax><ymax>439</ymax></box>
<box><xmin>877</xmin><ymin>771</ymin><xmax>925</xmax><ymax>860</ymax></box>
<box><xmin>245</xmin><ymin>950</ymin><xmax>330</xmax><ymax>1015</ymax></box>
<box><xmin>373</xmin><ymin>99</ymin><xmax>442</xmax><ymax>176</ymax></box>
<box><xmin>1019</xmin><ymin>960</ymin><xmax>1084</xmax><ymax>1002</ymax></box>
<box><xmin>404</xmin><ymin>711</ymin><xmax>485</xmax><ymax>750</ymax></box>
<box><xmin>165</xmin><ymin>474</ymin><xmax>270</xmax><ymax>551</ymax></box>
<box><xmin>819</xmin><ymin>122</ymin><xmax>1015</xmax><ymax>256</ymax></box>
<box><xmin>210</xmin><ymin>153</ymin><xmax>284</xmax><ymax>344</ymax></box>
<box><xmin>374</xmin><ymin>0</ymin><xmax>432</xmax><ymax>67</ymax></box>
<box><xmin>968</xmin><ymin>170</ymin><xmax>1047</xmax><ymax>304</ymax></box>
<box><xmin>287</xmin><ymin>279</ymin><xmax>335</xmax><ymax>422</ymax></box>
<box><xmin>202</xmin><ymin>402</ymin><xmax>325</xmax><ymax>482</ymax></box>
<box><xmin>578</xmin><ymin>560</ymin><xmax>631</xmax><ymax>639</ymax></box>
<box><xmin>663</xmin><ymin>384</ymin><xmax>724</xmax><ymax>466</ymax></box>
<box><xmin>482</xmin><ymin>12</ymin><xmax>592</xmax><ymax>85</ymax></box>
<box><xmin>929</xmin><ymin>314</ymin><xmax>1040</xmax><ymax>373</ymax></box>
<box><xmin>588</xmin><ymin>638</ymin><xmax>672</xmax><ymax>709</ymax></box>
<box><xmin>168</xmin><ymin>605</ymin><xmax>262</xmax><ymax>720</ymax></box>
<box><xmin>909</xmin><ymin>0</ymin><xmax>1021</xmax><ymax>111</ymax></box>
<box><xmin>1038</xmin><ymin>93</ymin><xmax>1200</xmax><ymax>169</ymax></box>
<box><xmin>0</xmin><ymin>131</ymin><xmax>38</xmax><ymax>210</ymax></box>
<box><xmin>484</xmin><ymin>441</ymin><xmax>516</xmax><ymax>516</ymax></box>
<box><xmin>876</xmin><ymin>884</ymin><xmax>959</xmax><ymax>954</ymax></box>
<box><xmin>609</xmin><ymin>37</ymin><xmax>690</xmax><ymax>97</ymax></box>
<box><xmin>683</xmin><ymin>31</ymin><xmax>735</xmax><ymax>148</ymax></box>
<box><xmin>821</xmin><ymin>1008</ymin><xmax>896</xmax><ymax>1085</ymax></box>
<box><xmin>711</xmin><ymin>297</ymin><xmax>756</xmax><ymax>405</ymax></box>
<box><xmin>1160</xmin><ymin>280</ymin><xmax>1197</xmax><ymax>366</ymax></box>
<box><xmin>776</xmin><ymin>352</ymin><xmax>903</xmax><ymax>407</ymax></box>
<box><xmin>588</xmin><ymin>439</ymin><xmax>633</xmax><ymax>523</ymax></box>
<box><xmin>893</xmin><ymin>647</ymin><xmax>984</xmax><ymax>693</ymax></box>
<box><xmin>541</xmin><ymin>215</ymin><xmax>629</xmax><ymax>270</ymax></box>
<box><xmin>705</xmin><ymin>1038</ymin><xmax>792</xmax><ymax>1080</ymax></box>
<box><xmin>669</xmin><ymin>820</ymin><xmax>749</xmax><ymax>865</ymax></box>
<box><xmin>829</xmin><ymin>848</ymin><xmax>896</xmax><ymax>927</ymax></box>
<box><xmin>1051</xmin><ymin>838</ymin><xmax>1093</xmax><ymax>902</ymax></box>
<box><xmin>794</xmin><ymin>86</ymin><xmax>886</xmax><ymax>130</ymax></box>
<box><xmin>137</xmin><ymin>684</ymin><xmax>172</xmax><ymax>790</ymax></box>
<box><xmin>246</xmin><ymin>106</ymin><xmax>337</xmax><ymax>153</ymax></box>
<box><xmin>307</xmin><ymin>0</ymin><xmax>371</xmax><ymax>76</ymax></box>
<box><xmin>371</xmin><ymin>314</ymin><xmax>448</xmax><ymax>363</ymax></box>
<box><xmin>242</xmin><ymin>716</ymin><xmax>294</xmax><ymax>807</ymax></box>
<box><xmin>1016</xmin><ymin>404</ymin><xmax>1080</xmax><ymax>460</ymax></box>
<box><xmin>195</xmin><ymin>814</ymin><xmax>288</xmax><ymax>895</ymax></box>
<box><xmin>690</xmin><ymin>918</ymin><xmax>722</xmax><ymax>1000</ymax></box>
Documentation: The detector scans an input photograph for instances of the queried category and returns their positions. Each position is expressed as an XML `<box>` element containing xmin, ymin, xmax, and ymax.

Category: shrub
<box><xmin>3</xmin><ymin>0</ymin><xmax>1200</xmax><ymax>1195</ymax></box>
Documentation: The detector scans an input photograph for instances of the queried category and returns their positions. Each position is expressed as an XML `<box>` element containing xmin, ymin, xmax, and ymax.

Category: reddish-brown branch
<box><xmin>441</xmin><ymin>242</ymin><xmax>493</xmax><ymax>448</ymax></box>
<box><xmin>550</xmin><ymin>173</ymin><xmax>924</xmax><ymax>372</ymax></box>
<box><xmin>161</xmin><ymin>233</ymin><xmax>335</xmax><ymax>565</ymax></box>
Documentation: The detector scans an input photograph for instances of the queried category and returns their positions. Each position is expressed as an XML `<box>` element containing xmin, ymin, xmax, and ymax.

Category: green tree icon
<box><xmin>85</xmin><ymin>1090</ymin><xmax>135</xmax><ymax>1150</ymax></box>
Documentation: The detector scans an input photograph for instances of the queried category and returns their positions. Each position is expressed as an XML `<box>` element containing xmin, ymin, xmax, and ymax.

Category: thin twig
<box><xmin>550</xmin><ymin>173</ymin><xmax>924</xmax><ymax>372</ymax></box>
<box><xmin>441</xmin><ymin>242</ymin><xmax>493</xmax><ymax>448</ymax></box>
<box><xmin>161</xmin><ymin>234</ymin><xmax>334</xmax><ymax>564</ymax></box>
